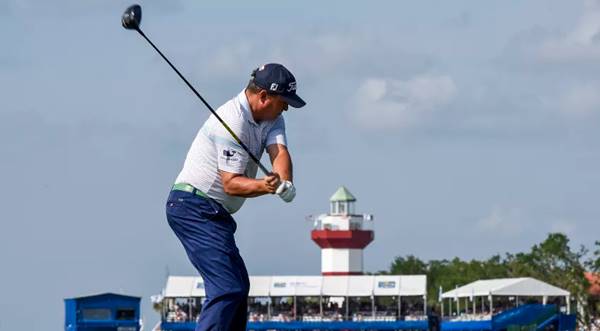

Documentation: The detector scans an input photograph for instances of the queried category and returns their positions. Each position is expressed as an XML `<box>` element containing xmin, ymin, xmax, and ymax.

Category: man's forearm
<box><xmin>270</xmin><ymin>147</ymin><xmax>293</xmax><ymax>182</ymax></box>
<box><xmin>272</xmin><ymin>158</ymin><xmax>292</xmax><ymax>181</ymax></box>
<box><xmin>222</xmin><ymin>175</ymin><xmax>270</xmax><ymax>197</ymax></box>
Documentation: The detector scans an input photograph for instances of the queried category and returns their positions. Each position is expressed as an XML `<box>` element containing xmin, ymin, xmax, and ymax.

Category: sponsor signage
<box><xmin>378</xmin><ymin>281</ymin><xmax>396</xmax><ymax>289</ymax></box>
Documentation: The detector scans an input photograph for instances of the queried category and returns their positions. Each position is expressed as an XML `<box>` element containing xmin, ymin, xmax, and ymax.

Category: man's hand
<box><xmin>276</xmin><ymin>180</ymin><xmax>296</xmax><ymax>203</ymax></box>
<box><xmin>263</xmin><ymin>173</ymin><xmax>281</xmax><ymax>194</ymax></box>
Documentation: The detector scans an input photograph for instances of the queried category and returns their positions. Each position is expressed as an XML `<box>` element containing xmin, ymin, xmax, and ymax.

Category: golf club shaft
<box><xmin>134</xmin><ymin>28</ymin><xmax>270</xmax><ymax>176</ymax></box>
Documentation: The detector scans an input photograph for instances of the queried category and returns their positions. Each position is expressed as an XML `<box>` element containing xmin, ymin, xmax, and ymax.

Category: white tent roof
<box><xmin>441</xmin><ymin>277</ymin><xmax>570</xmax><ymax>299</ymax></box>
<box><xmin>270</xmin><ymin>276</ymin><xmax>297</xmax><ymax>296</ymax></box>
<box><xmin>399</xmin><ymin>275</ymin><xmax>427</xmax><ymax>296</ymax></box>
<box><xmin>372</xmin><ymin>275</ymin><xmax>427</xmax><ymax>296</ymax></box>
<box><xmin>373</xmin><ymin>276</ymin><xmax>402</xmax><ymax>295</ymax></box>
<box><xmin>294</xmin><ymin>276</ymin><xmax>323</xmax><ymax>296</ymax></box>
<box><xmin>189</xmin><ymin>277</ymin><xmax>206</xmax><ymax>297</ymax></box>
<box><xmin>322</xmin><ymin>276</ymin><xmax>349</xmax><ymax>296</ymax></box>
<box><xmin>268</xmin><ymin>276</ymin><xmax>323</xmax><ymax>296</ymax></box>
<box><xmin>348</xmin><ymin>276</ymin><xmax>374</xmax><ymax>296</ymax></box>
<box><xmin>249</xmin><ymin>276</ymin><xmax>271</xmax><ymax>297</ymax></box>
<box><xmin>163</xmin><ymin>274</ymin><xmax>427</xmax><ymax>297</ymax></box>
<box><xmin>164</xmin><ymin>276</ymin><xmax>195</xmax><ymax>298</ymax></box>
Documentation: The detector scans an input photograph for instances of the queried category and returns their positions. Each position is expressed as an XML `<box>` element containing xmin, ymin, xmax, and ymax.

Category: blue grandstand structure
<box><xmin>64</xmin><ymin>293</ymin><xmax>141</xmax><ymax>331</ymax></box>
<box><xmin>157</xmin><ymin>303</ymin><xmax>575</xmax><ymax>331</ymax></box>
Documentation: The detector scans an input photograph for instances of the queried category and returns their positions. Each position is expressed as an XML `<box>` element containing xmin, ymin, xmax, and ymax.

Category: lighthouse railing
<box><xmin>308</xmin><ymin>214</ymin><xmax>374</xmax><ymax>231</ymax></box>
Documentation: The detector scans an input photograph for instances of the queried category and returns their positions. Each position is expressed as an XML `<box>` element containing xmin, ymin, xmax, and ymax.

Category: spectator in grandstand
<box><xmin>175</xmin><ymin>307</ymin><xmax>188</xmax><ymax>322</ymax></box>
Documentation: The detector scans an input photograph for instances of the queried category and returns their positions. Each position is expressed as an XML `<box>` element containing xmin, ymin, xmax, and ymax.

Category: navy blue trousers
<box><xmin>166</xmin><ymin>189</ymin><xmax>249</xmax><ymax>331</ymax></box>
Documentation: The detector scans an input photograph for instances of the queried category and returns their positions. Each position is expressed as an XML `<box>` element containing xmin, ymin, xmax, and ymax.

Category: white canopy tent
<box><xmin>189</xmin><ymin>277</ymin><xmax>206</xmax><ymax>297</ymax></box>
<box><xmin>373</xmin><ymin>276</ymin><xmax>403</xmax><ymax>296</ymax></box>
<box><xmin>440</xmin><ymin>277</ymin><xmax>571</xmax><ymax>317</ymax></box>
<box><xmin>348</xmin><ymin>276</ymin><xmax>374</xmax><ymax>297</ymax></box>
<box><xmin>269</xmin><ymin>276</ymin><xmax>323</xmax><ymax>296</ymax></box>
<box><xmin>162</xmin><ymin>275</ymin><xmax>428</xmax><ymax>321</ymax></box>
<box><xmin>441</xmin><ymin>277</ymin><xmax>569</xmax><ymax>299</ymax></box>
<box><xmin>321</xmin><ymin>276</ymin><xmax>350</xmax><ymax>297</ymax></box>
<box><xmin>294</xmin><ymin>276</ymin><xmax>323</xmax><ymax>296</ymax></box>
<box><xmin>372</xmin><ymin>275</ymin><xmax>428</xmax><ymax>317</ymax></box>
<box><xmin>249</xmin><ymin>276</ymin><xmax>271</xmax><ymax>297</ymax></box>
<box><xmin>163</xmin><ymin>275</ymin><xmax>427</xmax><ymax>297</ymax></box>
<box><xmin>399</xmin><ymin>275</ymin><xmax>428</xmax><ymax>296</ymax></box>
<box><xmin>372</xmin><ymin>275</ymin><xmax>426</xmax><ymax>297</ymax></box>
<box><xmin>270</xmin><ymin>276</ymin><xmax>298</xmax><ymax>297</ymax></box>
<box><xmin>164</xmin><ymin>276</ymin><xmax>196</xmax><ymax>298</ymax></box>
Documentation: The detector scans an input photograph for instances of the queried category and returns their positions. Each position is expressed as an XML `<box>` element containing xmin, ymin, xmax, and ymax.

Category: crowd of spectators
<box><xmin>163</xmin><ymin>298</ymin><xmax>201</xmax><ymax>323</ymax></box>
<box><xmin>164</xmin><ymin>296</ymin><xmax>427</xmax><ymax>323</ymax></box>
<box><xmin>164</xmin><ymin>303</ymin><xmax>190</xmax><ymax>322</ymax></box>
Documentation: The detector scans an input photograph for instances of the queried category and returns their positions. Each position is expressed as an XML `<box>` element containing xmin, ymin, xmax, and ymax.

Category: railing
<box><xmin>308</xmin><ymin>214</ymin><xmax>374</xmax><ymax>231</ymax></box>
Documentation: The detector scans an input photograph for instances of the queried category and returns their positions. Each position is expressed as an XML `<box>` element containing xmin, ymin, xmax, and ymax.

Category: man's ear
<box><xmin>258</xmin><ymin>90</ymin><xmax>271</xmax><ymax>105</ymax></box>
<box><xmin>258</xmin><ymin>90</ymin><xmax>267</xmax><ymax>102</ymax></box>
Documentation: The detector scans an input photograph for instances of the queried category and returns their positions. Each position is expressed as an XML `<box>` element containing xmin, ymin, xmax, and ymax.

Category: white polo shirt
<box><xmin>174</xmin><ymin>90</ymin><xmax>287</xmax><ymax>214</ymax></box>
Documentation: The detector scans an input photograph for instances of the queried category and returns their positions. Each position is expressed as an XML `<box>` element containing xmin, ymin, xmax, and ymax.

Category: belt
<box><xmin>172</xmin><ymin>183</ymin><xmax>209</xmax><ymax>199</ymax></box>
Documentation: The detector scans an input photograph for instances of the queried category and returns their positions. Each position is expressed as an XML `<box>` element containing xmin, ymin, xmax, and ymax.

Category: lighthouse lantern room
<box><xmin>310</xmin><ymin>186</ymin><xmax>374</xmax><ymax>275</ymax></box>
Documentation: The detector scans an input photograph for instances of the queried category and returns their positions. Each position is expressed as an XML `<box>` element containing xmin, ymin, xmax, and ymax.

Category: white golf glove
<box><xmin>275</xmin><ymin>180</ymin><xmax>296</xmax><ymax>203</ymax></box>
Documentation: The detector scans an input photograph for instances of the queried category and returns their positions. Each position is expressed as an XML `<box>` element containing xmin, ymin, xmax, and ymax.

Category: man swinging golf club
<box><xmin>166</xmin><ymin>63</ymin><xmax>306</xmax><ymax>331</ymax></box>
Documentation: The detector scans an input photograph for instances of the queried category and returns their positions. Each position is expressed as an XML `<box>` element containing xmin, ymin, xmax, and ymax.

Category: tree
<box><xmin>390</xmin><ymin>255</ymin><xmax>427</xmax><ymax>275</ymax></box>
<box><xmin>585</xmin><ymin>241</ymin><xmax>600</xmax><ymax>329</ymax></box>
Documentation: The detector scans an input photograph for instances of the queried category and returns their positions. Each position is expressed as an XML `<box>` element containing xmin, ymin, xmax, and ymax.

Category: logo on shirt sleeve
<box><xmin>222</xmin><ymin>149</ymin><xmax>240</xmax><ymax>162</ymax></box>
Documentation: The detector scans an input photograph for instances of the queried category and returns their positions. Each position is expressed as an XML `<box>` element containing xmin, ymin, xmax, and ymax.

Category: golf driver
<box><xmin>121</xmin><ymin>4</ymin><xmax>270</xmax><ymax>176</ymax></box>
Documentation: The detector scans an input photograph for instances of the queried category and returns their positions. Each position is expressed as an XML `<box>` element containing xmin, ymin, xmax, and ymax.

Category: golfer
<box><xmin>166</xmin><ymin>63</ymin><xmax>306</xmax><ymax>331</ymax></box>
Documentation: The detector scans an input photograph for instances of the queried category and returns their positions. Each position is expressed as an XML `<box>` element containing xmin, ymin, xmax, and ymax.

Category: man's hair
<box><xmin>246</xmin><ymin>79</ymin><xmax>264</xmax><ymax>94</ymax></box>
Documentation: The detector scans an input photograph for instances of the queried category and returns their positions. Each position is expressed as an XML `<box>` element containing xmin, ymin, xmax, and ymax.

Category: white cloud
<box><xmin>351</xmin><ymin>75</ymin><xmax>457</xmax><ymax>130</ymax></box>
<box><xmin>496</xmin><ymin>1</ymin><xmax>600</xmax><ymax>123</ymax></box>
<box><xmin>537</xmin><ymin>0</ymin><xmax>600</xmax><ymax>62</ymax></box>
<box><xmin>476</xmin><ymin>206</ymin><xmax>526</xmax><ymax>237</ymax></box>
<box><xmin>505</xmin><ymin>0</ymin><xmax>600</xmax><ymax>66</ymax></box>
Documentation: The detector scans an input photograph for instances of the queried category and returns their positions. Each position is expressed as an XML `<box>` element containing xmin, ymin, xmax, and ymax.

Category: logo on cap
<box><xmin>287</xmin><ymin>82</ymin><xmax>297</xmax><ymax>92</ymax></box>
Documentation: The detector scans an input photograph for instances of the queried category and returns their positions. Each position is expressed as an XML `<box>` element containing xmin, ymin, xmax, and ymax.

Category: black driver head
<box><xmin>122</xmin><ymin>4</ymin><xmax>142</xmax><ymax>30</ymax></box>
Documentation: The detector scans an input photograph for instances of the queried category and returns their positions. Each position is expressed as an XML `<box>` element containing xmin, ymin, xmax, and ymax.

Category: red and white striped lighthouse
<box><xmin>310</xmin><ymin>187</ymin><xmax>374</xmax><ymax>275</ymax></box>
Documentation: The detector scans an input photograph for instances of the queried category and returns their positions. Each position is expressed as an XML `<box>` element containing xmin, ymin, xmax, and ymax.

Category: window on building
<box><xmin>339</xmin><ymin>203</ymin><xmax>346</xmax><ymax>214</ymax></box>
<box><xmin>116</xmin><ymin>308</ymin><xmax>136</xmax><ymax>320</ymax></box>
<box><xmin>81</xmin><ymin>308</ymin><xmax>111</xmax><ymax>320</ymax></box>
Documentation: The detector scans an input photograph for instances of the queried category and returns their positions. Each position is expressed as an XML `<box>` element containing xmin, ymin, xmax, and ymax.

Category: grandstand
<box><xmin>157</xmin><ymin>275</ymin><xmax>427</xmax><ymax>330</ymax></box>
<box><xmin>151</xmin><ymin>276</ymin><xmax>578</xmax><ymax>331</ymax></box>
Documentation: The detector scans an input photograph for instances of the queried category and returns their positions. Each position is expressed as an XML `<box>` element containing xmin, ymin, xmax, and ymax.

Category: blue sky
<box><xmin>1</xmin><ymin>0</ymin><xmax>599</xmax><ymax>330</ymax></box>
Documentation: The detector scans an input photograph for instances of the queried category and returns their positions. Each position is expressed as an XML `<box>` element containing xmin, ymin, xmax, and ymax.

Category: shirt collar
<box><xmin>237</xmin><ymin>90</ymin><xmax>258</xmax><ymax>126</ymax></box>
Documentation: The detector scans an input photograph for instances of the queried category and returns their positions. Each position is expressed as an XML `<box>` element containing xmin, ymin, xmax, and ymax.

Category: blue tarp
<box><xmin>492</xmin><ymin>304</ymin><xmax>557</xmax><ymax>330</ymax></box>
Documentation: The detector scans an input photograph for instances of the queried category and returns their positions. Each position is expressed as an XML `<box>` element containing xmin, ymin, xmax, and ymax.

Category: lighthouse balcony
<box><xmin>309</xmin><ymin>214</ymin><xmax>374</xmax><ymax>232</ymax></box>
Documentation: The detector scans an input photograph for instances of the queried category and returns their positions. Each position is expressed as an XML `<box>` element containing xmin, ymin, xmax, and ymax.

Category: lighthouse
<box><xmin>310</xmin><ymin>186</ymin><xmax>374</xmax><ymax>275</ymax></box>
